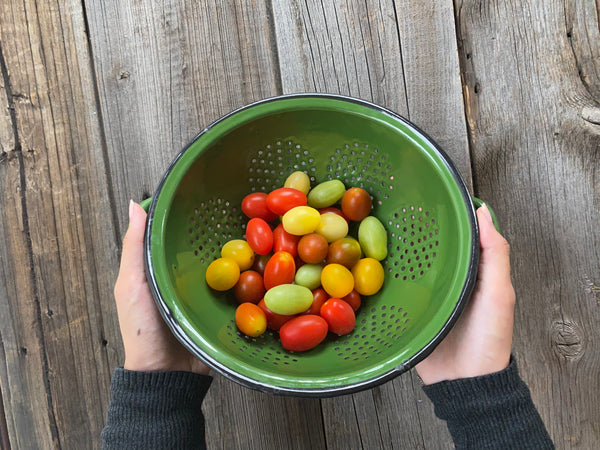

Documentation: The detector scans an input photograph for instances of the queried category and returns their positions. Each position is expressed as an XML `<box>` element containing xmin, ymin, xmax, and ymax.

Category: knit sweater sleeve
<box><xmin>101</xmin><ymin>368</ymin><xmax>212</xmax><ymax>450</ymax></box>
<box><xmin>422</xmin><ymin>358</ymin><xmax>554</xmax><ymax>449</ymax></box>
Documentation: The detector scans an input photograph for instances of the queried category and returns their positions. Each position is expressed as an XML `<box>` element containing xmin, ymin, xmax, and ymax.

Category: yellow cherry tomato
<box><xmin>282</xmin><ymin>206</ymin><xmax>321</xmax><ymax>235</ymax></box>
<box><xmin>352</xmin><ymin>258</ymin><xmax>384</xmax><ymax>296</ymax></box>
<box><xmin>284</xmin><ymin>171</ymin><xmax>311</xmax><ymax>194</ymax></box>
<box><xmin>221</xmin><ymin>239</ymin><xmax>255</xmax><ymax>271</ymax></box>
<box><xmin>321</xmin><ymin>263</ymin><xmax>354</xmax><ymax>298</ymax></box>
<box><xmin>205</xmin><ymin>257</ymin><xmax>240</xmax><ymax>291</ymax></box>
<box><xmin>315</xmin><ymin>212</ymin><xmax>349</xmax><ymax>242</ymax></box>
<box><xmin>235</xmin><ymin>302</ymin><xmax>267</xmax><ymax>337</ymax></box>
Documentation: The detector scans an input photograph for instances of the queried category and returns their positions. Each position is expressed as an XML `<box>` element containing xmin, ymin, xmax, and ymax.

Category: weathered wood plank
<box><xmin>272</xmin><ymin>1</ymin><xmax>470</xmax><ymax>448</ymax></box>
<box><xmin>0</xmin><ymin>0</ymin><xmax>122</xmax><ymax>447</ymax></box>
<box><xmin>455</xmin><ymin>0</ymin><xmax>600</xmax><ymax>447</ymax></box>
<box><xmin>83</xmin><ymin>1</ymin><xmax>329</xmax><ymax>448</ymax></box>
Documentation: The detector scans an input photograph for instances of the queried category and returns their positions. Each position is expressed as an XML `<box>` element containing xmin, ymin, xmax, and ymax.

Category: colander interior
<box><xmin>146</xmin><ymin>96</ymin><xmax>477</xmax><ymax>395</ymax></box>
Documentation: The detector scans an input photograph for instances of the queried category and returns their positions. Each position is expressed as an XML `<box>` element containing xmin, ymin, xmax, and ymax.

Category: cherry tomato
<box><xmin>352</xmin><ymin>258</ymin><xmax>384</xmax><ymax>295</ymax></box>
<box><xmin>302</xmin><ymin>288</ymin><xmax>329</xmax><ymax>315</ymax></box>
<box><xmin>298</xmin><ymin>233</ymin><xmax>329</xmax><ymax>264</ymax></box>
<box><xmin>315</xmin><ymin>213</ymin><xmax>348</xmax><ymax>242</ymax></box>
<box><xmin>246</xmin><ymin>218</ymin><xmax>273</xmax><ymax>255</ymax></box>
<box><xmin>263</xmin><ymin>251</ymin><xmax>296</xmax><ymax>290</ymax></box>
<box><xmin>284</xmin><ymin>171</ymin><xmax>311</xmax><ymax>194</ymax></box>
<box><xmin>264</xmin><ymin>284</ymin><xmax>313</xmax><ymax>315</ymax></box>
<box><xmin>326</xmin><ymin>237</ymin><xmax>362</xmax><ymax>269</ymax></box>
<box><xmin>321</xmin><ymin>263</ymin><xmax>354</xmax><ymax>298</ymax></box>
<box><xmin>242</xmin><ymin>192</ymin><xmax>278</xmax><ymax>222</ymax></box>
<box><xmin>221</xmin><ymin>239</ymin><xmax>255</xmax><ymax>271</ymax></box>
<box><xmin>341</xmin><ymin>290</ymin><xmax>361</xmax><ymax>312</ymax></box>
<box><xmin>320</xmin><ymin>298</ymin><xmax>356</xmax><ymax>335</ymax></box>
<box><xmin>233</xmin><ymin>270</ymin><xmax>265</xmax><ymax>304</ymax></box>
<box><xmin>318</xmin><ymin>207</ymin><xmax>349</xmax><ymax>224</ymax></box>
<box><xmin>273</xmin><ymin>224</ymin><xmax>300</xmax><ymax>257</ymax></box>
<box><xmin>282</xmin><ymin>206</ymin><xmax>321</xmax><ymax>235</ymax></box>
<box><xmin>294</xmin><ymin>264</ymin><xmax>323</xmax><ymax>290</ymax></box>
<box><xmin>251</xmin><ymin>253</ymin><xmax>271</xmax><ymax>276</ymax></box>
<box><xmin>307</xmin><ymin>180</ymin><xmax>345</xmax><ymax>208</ymax></box>
<box><xmin>258</xmin><ymin>299</ymin><xmax>295</xmax><ymax>331</ymax></box>
<box><xmin>266</xmin><ymin>188</ymin><xmax>307</xmax><ymax>216</ymax></box>
<box><xmin>279</xmin><ymin>315</ymin><xmax>329</xmax><ymax>352</ymax></box>
<box><xmin>358</xmin><ymin>216</ymin><xmax>388</xmax><ymax>261</ymax></box>
<box><xmin>341</xmin><ymin>187</ymin><xmax>372</xmax><ymax>221</ymax></box>
<box><xmin>205</xmin><ymin>257</ymin><xmax>240</xmax><ymax>291</ymax></box>
<box><xmin>235</xmin><ymin>302</ymin><xmax>267</xmax><ymax>337</ymax></box>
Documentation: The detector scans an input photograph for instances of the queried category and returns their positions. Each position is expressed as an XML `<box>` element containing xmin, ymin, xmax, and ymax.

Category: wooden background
<box><xmin>0</xmin><ymin>0</ymin><xmax>598</xmax><ymax>448</ymax></box>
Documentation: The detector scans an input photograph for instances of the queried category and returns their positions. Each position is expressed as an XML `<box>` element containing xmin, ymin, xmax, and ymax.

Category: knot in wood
<box><xmin>551</xmin><ymin>320</ymin><xmax>584</xmax><ymax>359</ymax></box>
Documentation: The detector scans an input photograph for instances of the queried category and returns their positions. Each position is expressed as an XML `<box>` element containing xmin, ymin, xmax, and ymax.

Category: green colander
<box><xmin>143</xmin><ymin>94</ymin><xmax>483</xmax><ymax>397</ymax></box>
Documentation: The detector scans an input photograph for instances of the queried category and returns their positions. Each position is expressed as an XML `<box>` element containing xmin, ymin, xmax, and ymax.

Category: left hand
<box><xmin>113</xmin><ymin>200</ymin><xmax>210</xmax><ymax>375</ymax></box>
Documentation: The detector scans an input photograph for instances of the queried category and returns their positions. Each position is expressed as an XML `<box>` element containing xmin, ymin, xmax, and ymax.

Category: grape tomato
<box><xmin>233</xmin><ymin>270</ymin><xmax>265</xmax><ymax>304</ymax></box>
<box><xmin>235</xmin><ymin>302</ymin><xmax>267</xmax><ymax>337</ymax></box>
<box><xmin>258</xmin><ymin>299</ymin><xmax>295</xmax><ymax>331</ymax></box>
<box><xmin>341</xmin><ymin>187</ymin><xmax>372</xmax><ymax>221</ymax></box>
<box><xmin>264</xmin><ymin>284</ymin><xmax>314</xmax><ymax>315</ymax></box>
<box><xmin>279</xmin><ymin>315</ymin><xmax>329</xmax><ymax>352</ymax></box>
<box><xmin>242</xmin><ymin>192</ymin><xmax>278</xmax><ymax>222</ymax></box>
<box><xmin>266</xmin><ymin>188</ymin><xmax>307</xmax><ymax>216</ymax></box>
<box><xmin>302</xmin><ymin>288</ymin><xmax>329</xmax><ymax>315</ymax></box>
<box><xmin>294</xmin><ymin>264</ymin><xmax>323</xmax><ymax>290</ymax></box>
<box><xmin>284</xmin><ymin>171</ymin><xmax>311</xmax><ymax>194</ymax></box>
<box><xmin>282</xmin><ymin>206</ymin><xmax>321</xmax><ymax>235</ymax></box>
<box><xmin>341</xmin><ymin>290</ymin><xmax>361</xmax><ymax>312</ymax></box>
<box><xmin>326</xmin><ymin>237</ymin><xmax>362</xmax><ymax>269</ymax></box>
<box><xmin>307</xmin><ymin>179</ymin><xmax>346</xmax><ymax>208</ymax></box>
<box><xmin>221</xmin><ymin>239</ymin><xmax>255</xmax><ymax>271</ymax></box>
<box><xmin>246</xmin><ymin>218</ymin><xmax>273</xmax><ymax>255</ymax></box>
<box><xmin>352</xmin><ymin>258</ymin><xmax>384</xmax><ymax>296</ymax></box>
<box><xmin>205</xmin><ymin>257</ymin><xmax>240</xmax><ymax>291</ymax></box>
<box><xmin>297</xmin><ymin>233</ymin><xmax>329</xmax><ymax>264</ymax></box>
<box><xmin>263</xmin><ymin>251</ymin><xmax>295</xmax><ymax>290</ymax></box>
<box><xmin>273</xmin><ymin>224</ymin><xmax>300</xmax><ymax>257</ymax></box>
<box><xmin>320</xmin><ymin>298</ymin><xmax>356</xmax><ymax>335</ymax></box>
<box><xmin>315</xmin><ymin>213</ymin><xmax>348</xmax><ymax>243</ymax></box>
<box><xmin>321</xmin><ymin>263</ymin><xmax>354</xmax><ymax>298</ymax></box>
<box><xmin>358</xmin><ymin>216</ymin><xmax>388</xmax><ymax>261</ymax></box>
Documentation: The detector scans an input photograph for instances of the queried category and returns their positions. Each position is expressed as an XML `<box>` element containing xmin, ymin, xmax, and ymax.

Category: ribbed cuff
<box><xmin>102</xmin><ymin>368</ymin><xmax>212</xmax><ymax>450</ymax></box>
<box><xmin>423</xmin><ymin>358</ymin><xmax>554</xmax><ymax>449</ymax></box>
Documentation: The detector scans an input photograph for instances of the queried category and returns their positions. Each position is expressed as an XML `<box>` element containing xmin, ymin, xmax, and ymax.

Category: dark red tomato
<box><xmin>326</xmin><ymin>237</ymin><xmax>362</xmax><ymax>269</ymax></box>
<box><xmin>251</xmin><ymin>253</ymin><xmax>271</xmax><ymax>276</ymax></box>
<box><xmin>320</xmin><ymin>298</ymin><xmax>356</xmax><ymax>335</ymax></box>
<box><xmin>266</xmin><ymin>188</ymin><xmax>307</xmax><ymax>216</ymax></box>
<box><xmin>302</xmin><ymin>288</ymin><xmax>329</xmax><ymax>315</ymax></box>
<box><xmin>318</xmin><ymin>206</ymin><xmax>349</xmax><ymax>224</ymax></box>
<box><xmin>273</xmin><ymin>224</ymin><xmax>300</xmax><ymax>258</ymax></box>
<box><xmin>242</xmin><ymin>192</ymin><xmax>279</xmax><ymax>222</ymax></box>
<box><xmin>341</xmin><ymin>290</ymin><xmax>361</xmax><ymax>312</ymax></box>
<box><xmin>258</xmin><ymin>299</ymin><xmax>295</xmax><ymax>331</ymax></box>
<box><xmin>341</xmin><ymin>188</ymin><xmax>372</xmax><ymax>221</ymax></box>
<box><xmin>233</xmin><ymin>271</ymin><xmax>265</xmax><ymax>304</ymax></box>
<box><xmin>297</xmin><ymin>233</ymin><xmax>329</xmax><ymax>264</ymax></box>
<box><xmin>263</xmin><ymin>251</ymin><xmax>295</xmax><ymax>290</ymax></box>
<box><xmin>246</xmin><ymin>218</ymin><xmax>273</xmax><ymax>255</ymax></box>
<box><xmin>279</xmin><ymin>315</ymin><xmax>329</xmax><ymax>352</ymax></box>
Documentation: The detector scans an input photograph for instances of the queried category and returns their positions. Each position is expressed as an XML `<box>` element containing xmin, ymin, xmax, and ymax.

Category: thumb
<box><xmin>119</xmin><ymin>200</ymin><xmax>148</xmax><ymax>281</ymax></box>
<box><xmin>476</xmin><ymin>204</ymin><xmax>512</xmax><ymax>289</ymax></box>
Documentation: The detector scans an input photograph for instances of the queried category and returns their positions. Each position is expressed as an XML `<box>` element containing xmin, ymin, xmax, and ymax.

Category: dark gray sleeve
<box><xmin>101</xmin><ymin>368</ymin><xmax>212</xmax><ymax>450</ymax></box>
<box><xmin>422</xmin><ymin>357</ymin><xmax>554</xmax><ymax>449</ymax></box>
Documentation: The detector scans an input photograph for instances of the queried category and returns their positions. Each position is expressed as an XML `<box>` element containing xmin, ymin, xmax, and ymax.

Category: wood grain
<box><xmin>455</xmin><ymin>0</ymin><xmax>600</xmax><ymax>447</ymax></box>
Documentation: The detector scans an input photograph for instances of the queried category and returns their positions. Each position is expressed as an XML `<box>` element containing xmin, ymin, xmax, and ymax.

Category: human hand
<box><xmin>113</xmin><ymin>200</ymin><xmax>210</xmax><ymax>375</ymax></box>
<box><xmin>415</xmin><ymin>204</ymin><xmax>515</xmax><ymax>385</ymax></box>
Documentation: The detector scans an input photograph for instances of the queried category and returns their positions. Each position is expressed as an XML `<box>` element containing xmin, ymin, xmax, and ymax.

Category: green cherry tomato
<box><xmin>294</xmin><ymin>264</ymin><xmax>323</xmax><ymax>290</ymax></box>
<box><xmin>264</xmin><ymin>284</ymin><xmax>314</xmax><ymax>315</ymax></box>
<box><xmin>307</xmin><ymin>179</ymin><xmax>346</xmax><ymax>208</ymax></box>
<box><xmin>358</xmin><ymin>216</ymin><xmax>388</xmax><ymax>261</ymax></box>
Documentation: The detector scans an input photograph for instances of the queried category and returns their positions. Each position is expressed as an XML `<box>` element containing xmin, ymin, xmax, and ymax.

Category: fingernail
<box><xmin>480</xmin><ymin>203</ymin><xmax>493</xmax><ymax>225</ymax></box>
<box><xmin>129</xmin><ymin>200</ymin><xmax>134</xmax><ymax>222</ymax></box>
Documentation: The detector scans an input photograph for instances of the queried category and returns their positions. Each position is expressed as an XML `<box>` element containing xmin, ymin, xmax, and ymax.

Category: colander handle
<box><xmin>139</xmin><ymin>197</ymin><xmax>152</xmax><ymax>212</ymax></box>
<box><xmin>472</xmin><ymin>197</ymin><xmax>500</xmax><ymax>232</ymax></box>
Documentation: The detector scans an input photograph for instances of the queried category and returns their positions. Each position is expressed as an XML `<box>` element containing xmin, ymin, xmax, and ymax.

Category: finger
<box><xmin>118</xmin><ymin>201</ymin><xmax>148</xmax><ymax>282</ymax></box>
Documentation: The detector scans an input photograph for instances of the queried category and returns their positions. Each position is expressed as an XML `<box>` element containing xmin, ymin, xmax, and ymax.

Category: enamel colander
<box><xmin>143</xmin><ymin>94</ymin><xmax>486</xmax><ymax>397</ymax></box>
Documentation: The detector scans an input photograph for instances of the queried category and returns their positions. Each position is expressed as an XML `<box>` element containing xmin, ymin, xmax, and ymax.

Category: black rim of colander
<box><xmin>144</xmin><ymin>93</ymin><xmax>480</xmax><ymax>397</ymax></box>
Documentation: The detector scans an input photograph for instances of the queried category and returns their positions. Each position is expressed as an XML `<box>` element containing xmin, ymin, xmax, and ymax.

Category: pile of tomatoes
<box><xmin>205</xmin><ymin>171</ymin><xmax>388</xmax><ymax>352</ymax></box>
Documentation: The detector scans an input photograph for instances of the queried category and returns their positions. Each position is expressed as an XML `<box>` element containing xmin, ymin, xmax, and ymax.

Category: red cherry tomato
<box><xmin>263</xmin><ymin>251</ymin><xmax>296</xmax><ymax>290</ymax></box>
<box><xmin>266</xmin><ymin>188</ymin><xmax>307</xmax><ymax>216</ymax></box>
<box><xmin>233</xmin><ymin>270</ymin><xmax>265</xmax><ymax>304</ymax></box>
<box><xmin>297</xmin><ymin>233</ymin><xmax>329</xmax><ymax>264</ymax></box>
<box><xmin>341</xmin><ymin>188</ymin><xmax>372</xmax><ymax>221</ymax></box>
<box><xmin>341</xmin><ymin>290</ymin><xmax>361</xmax><ymax>312</ymax></box>
<box><xmin>273</xmin><ymin>224</ymin><xmax>300</xmax><ymax>258</ymax></box>
<box><xmin>242</xmin><ymin>192</ymin><xmax>278</xmax><ymax>222</ymax></box>
<box><xmin>246</xmin><ymin>218</ymin><xmax>273</xmax><ymax>255</ymax></box>
<box><xmin>320</xmin><ymin>298</ymin><xmax>356</xmax><ymax>335</ymax></box>
<box><xmin>258</xmin><ymin>299</ymin><xmax>295</xmax><ymax>331</ymax></box>
<box><xmin>303</xmin><ymin>288</ymin><xmax>329</xmax><ymax>315</ymax></box>
<box><xmin>279</xmin><ymin>315</ymin><xmax>329</xmax><ymax>352</ymax></box>
<box><xmin>318</xmin><ymin>207</ymin><xmax>349</xmax><ymax>224</ymax></box>
<box><xmin>251</xmin><ymin>253</ymin><xmax>271</xmax><ymax>276</ymax></box>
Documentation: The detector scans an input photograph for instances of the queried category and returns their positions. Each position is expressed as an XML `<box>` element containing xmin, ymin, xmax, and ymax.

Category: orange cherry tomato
<box><xmin>235</xmin><ymin>303</ymin><xmax>267</xmax><ymax>337</ymax></box>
